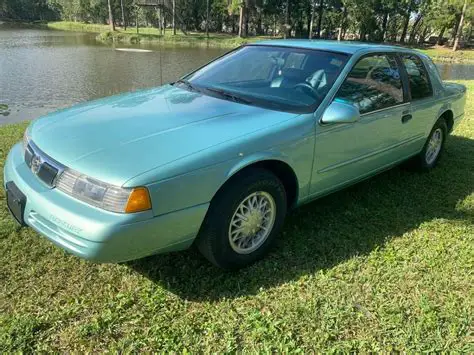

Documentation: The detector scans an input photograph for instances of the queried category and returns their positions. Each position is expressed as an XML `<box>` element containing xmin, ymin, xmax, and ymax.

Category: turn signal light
<box><xmin>125</xmin><ymin>187</ymin><xmax>152</xmax><ymax>213</ymax></box>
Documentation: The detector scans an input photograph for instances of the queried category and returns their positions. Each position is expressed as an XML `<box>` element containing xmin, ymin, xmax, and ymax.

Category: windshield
<box><xmin>179</xmin><ymin>45</ymin><xmax>349</xmax><ymax>113</ymax></box>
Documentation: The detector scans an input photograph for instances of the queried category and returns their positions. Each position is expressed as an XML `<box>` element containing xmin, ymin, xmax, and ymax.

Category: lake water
<box><xmin>1</xmin><ymin>27</ymin><xmax>473</xmax><ymax>125</ymax></box>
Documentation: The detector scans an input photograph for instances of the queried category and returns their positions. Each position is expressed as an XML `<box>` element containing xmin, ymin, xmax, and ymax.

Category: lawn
<box><xmin>0</xmin><ymin>82</ymin><xmax>473</xmax><ymax>352</ymax></box>
<box><xmin>420</xmin><ymin>47</ymin><xmax>474</xmax><ymax>63</ymax></box>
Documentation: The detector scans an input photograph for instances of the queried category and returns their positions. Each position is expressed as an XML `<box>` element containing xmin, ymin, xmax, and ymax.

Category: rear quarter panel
<box><xmin>444</xmin><ymin>82</ymin><xmax>467</xmax><ymax>127</ymax></box>
<box><xmin>422</xmin><ymin>55</ymin><xmax>467</xmax><ymax>134</ymax></box>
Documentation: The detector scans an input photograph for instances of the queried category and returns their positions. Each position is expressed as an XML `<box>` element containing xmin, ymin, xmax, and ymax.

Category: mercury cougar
<box><xmin>4</xmin><ymin>41</ymin><xmax>467</xmax><ymax>269</ymax></box>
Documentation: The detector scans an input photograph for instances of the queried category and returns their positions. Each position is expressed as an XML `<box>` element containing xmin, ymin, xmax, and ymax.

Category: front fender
<box><xmin>144</xmin><ymin>152</ymin><xmax>299</xmax><ymax>217</ymax></box>
<box><xmin>226</xmin><ymin>151</ymin><xmax>294</xmax><ymax>178</ymax></box>
<box><xmin>134</xmin><ymin>114</ymin><xmax>316</xmax><ymax>217</ymax></box>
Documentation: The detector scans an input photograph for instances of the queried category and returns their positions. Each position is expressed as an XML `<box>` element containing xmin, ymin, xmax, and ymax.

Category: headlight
<box><xmin>56</xmin><ymin>169</ymin><xmax>152</xmax><ymax>214</ymax></box>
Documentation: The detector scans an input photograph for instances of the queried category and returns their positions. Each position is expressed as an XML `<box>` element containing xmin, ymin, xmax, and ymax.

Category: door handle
<box><xmin>401</xmin><ymin>114</ymin><xmax>413</xmax><ymax>123</ymax></box>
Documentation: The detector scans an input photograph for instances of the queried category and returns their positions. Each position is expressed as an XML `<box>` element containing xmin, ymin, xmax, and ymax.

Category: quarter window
<box><xmin>401</xmin><ymin>55</ymin><xmax>433</xmax><ymax>100</ymax></box>
<box><xmin>334</xmin><ymin>54</ymin><xmax>403</xmax><ymax>114</ymax></box>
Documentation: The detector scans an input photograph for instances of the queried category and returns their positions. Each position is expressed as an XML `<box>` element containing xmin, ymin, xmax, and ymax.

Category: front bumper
<box><xmin>3</xmin><ymin>143</ymin><xmax>209</xmax><ymax>262</ymax></box>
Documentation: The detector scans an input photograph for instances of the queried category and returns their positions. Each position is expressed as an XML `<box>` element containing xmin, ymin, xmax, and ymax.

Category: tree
<box><xmin>239</xmin><ymin>2</ymin><xmax>245</xmax><ymax>36</ymax></box>
<box><xmin>120</xmin><ymin>0</ymin><xmax>126</xmax><ymax>29</ymax></box>
<box><xmin>309</xmin><ymin>0</ymin><xmax>315</xmax><ymax>38</ymax></box>
<box><xmin>2</xmin><ymin>0</ymin><xmax>471</xmax><ymax>48</ymax></box>
<box><xmin>453</xmin><ymin>0</ymin><xmax>468</xmax><ymax>50</ymax></box>
<box><xmin>400</xmin><ymin>0</ymin><xmax>414</xmax><ymax>43</ymax></box>
<box><xmin>107</xmin><ymin>0</ymin><xmax>115</xmax><ymax>31</ymax></box>
<box><xmin>172</xmin><ymin>0</ymin><xmax>176</xmax><ymax>34</ymax></box>
<box><xmin>206</xmin><ymin>0</ymin><xmax>209</xmax><ymax>37</ymax></box>
<box><xmin>315</xmin><ymin>0</ymin><xmax>324</xmax><ymax>38</ymax></box>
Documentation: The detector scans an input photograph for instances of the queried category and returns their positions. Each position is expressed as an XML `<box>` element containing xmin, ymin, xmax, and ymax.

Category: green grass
<box><xmin>45</xmin><ymin>20</ymin><xmax>112</xmax><ymax>33</ymax></box>
<box><xmin>45</xmin><ymin>21</ymin><xmax>268</xmax><ymax>47</ymax></box>
<box><xmin>42</xmin><ymin>21</ymin><xmax>474</xmax><ymax>58</ymax></box>
<box><xmin>1</xmin><ymin>82</ymin><xmax>473</xmax><ymax>352</ymax></box>
<box><xmin>96</xmin><ymin>29</ymin><xmax>260</xmax><ymax>47</ymax></box>
<box><xmin>420</xmin><ymin>47</ymin><xmax>474</xmax><ymax>63</ymax></box>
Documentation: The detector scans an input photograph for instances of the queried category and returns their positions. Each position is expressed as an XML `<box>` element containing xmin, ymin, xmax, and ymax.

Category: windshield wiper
<box><xmin>174</xmin><ymin>79</ymin><xmax>200</xmax><ymax>92</ymax></box>
<box><xmin>204</xmin><ymin>87</ymin><xmax>253</xmax><ymax>105</ymax></box>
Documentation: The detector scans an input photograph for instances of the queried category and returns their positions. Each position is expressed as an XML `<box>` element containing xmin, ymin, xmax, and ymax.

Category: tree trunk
<box><xmin>245</xmin><ymin>6</ymin><xmax>249</xmax><ymax>36</ymax></box>
<box><xmin>273</xmin><ymin>15</ymin><xmax>277</xmax><ymax>37</ymax></box>
<box><xmin>136</xmin><ymin>8</ymin><xmax>139</xmax><ymax>34</ymax></box>
<box><xmin>157</xmin><ymin>7</ymin><xmax>162</xmax><ymax>35</ymax></box>
<box><xmin>388</xmin><ymin>16</ymin><xmax>397</xmax><ymax>42</ymax></box>
<box><xmin>453</xmin><ymin>0</ymin><xmax>468</xmax><ymax>51</ymax></box>
<box><xmin>360</xmin><ymin>24</ymin><xmax>366</xmax><ymax>41</ymax></box>
<box><xmin>306</xmin><ymin>2</ymin><xmax>312</xmax><ymax>38</ymax></box>
<box><xmin>437</xmin><ymin>26</ymin><xmax>445</xmax><ymax>45</ymax></box>
<box><xmin>120</xmin><ymin>0</ymin><xmax>126</xmax><ymax>30</ymax></box>
<box><xmin>400</xmin><ymin>1</ymin><xmax>412</xmax><ymax>43</ymax></box>
<box><xmin>284</xmin><ymin>0</ymin><xmax>289</xmax><ymax>39</ymax></box>
<box><xmin>107</xmin><ymin>0</ymin><xmax>115</xmax><ymax>31</ymax></box>
<box><xmin>408</xmin><ymin>13</ymin><xmax>422</xmax><ymax>43</ymax></box>
<box><xmin>257</xmin><ymin>13</ymin><xmax>263</xmax><ymax>35</ymax></box>
<box><xmin>381</xmin><ymin>12</ymin><xmax>388</xmax><ymax>41</ymax></box>
<box><xmin>206</xmin><ymin>0</ymin><xmax>209</xmax><ymax>37</ymax></box>
<box><xmin>238</xmin><ymin>5</ymin><xmax>244</xmax><ymax>37</ymax></box>
<box><xmin>315</xmin><ymin>0</ymin><xmax>324</xmax><ymax>38</ymax></box>
<box><xmin>172</xmin><ymin>0</ymin><xmax>176</xmax><ymax>35</ymax></box>
<box><xmin>418</xmin><ymin>25</ymin><xmax>428</xmax><ymax>44</ymax></box>
<box><xmin>338</xmin><ymin>7</ymin><xmax>346</xmax><ymax>41</ymax></box>
<box><xmin>309</xmin><ymin>1</ymin><xmax>315</xmax><ymax>39</ymax></box>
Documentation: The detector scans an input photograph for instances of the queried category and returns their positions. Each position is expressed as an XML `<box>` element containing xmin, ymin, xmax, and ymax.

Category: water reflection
<box><xmin>0</xmin><ymin>27</ymin><xmax>227</xmax><ymax>124</ymax></box>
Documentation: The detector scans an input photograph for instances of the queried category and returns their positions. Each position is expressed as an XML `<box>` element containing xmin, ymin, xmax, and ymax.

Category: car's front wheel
<box><xmin>196</xmin><ymin>168</ymin><xmax>287</xmax><ymax>270</ymax></box>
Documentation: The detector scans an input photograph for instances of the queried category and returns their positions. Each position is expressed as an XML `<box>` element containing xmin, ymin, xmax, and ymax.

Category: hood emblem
<box><xmin>31</xmin><ymin>155</ymin><xmax>43</xmax><ymax>175</ymax></box>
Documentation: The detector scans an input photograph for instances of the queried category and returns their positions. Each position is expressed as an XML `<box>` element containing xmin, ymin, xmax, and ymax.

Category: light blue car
<box><xmin>4</xmin><ymin>41</ymin><xmax>466</xmax><ymax>269</ymax></box>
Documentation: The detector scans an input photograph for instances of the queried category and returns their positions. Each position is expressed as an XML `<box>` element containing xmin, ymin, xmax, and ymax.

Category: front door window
<box><xmin>334</xmin><ymin>54</ymin><xmax>403</xmax><ymax>114</ymax></box>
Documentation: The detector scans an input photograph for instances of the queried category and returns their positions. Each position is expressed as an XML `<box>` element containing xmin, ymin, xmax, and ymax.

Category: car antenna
<box><xmin>159</xmin><ymin>39</ymin><xmax>163</xmax><ymax>85</ymax></box>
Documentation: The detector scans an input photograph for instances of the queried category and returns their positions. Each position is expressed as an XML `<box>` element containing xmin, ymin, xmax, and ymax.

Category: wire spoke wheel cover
<box><xmin>425</xmin><ymin>128</ymin><xmax>443</xmax><ymax>165</ymax></box>
<box><xmin>228</xmin><ymin>191</ymin><xmax>276</xmax><ymax>254</ymax></box>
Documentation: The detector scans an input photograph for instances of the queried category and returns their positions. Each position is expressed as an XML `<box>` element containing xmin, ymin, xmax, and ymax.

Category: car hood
<box><xmin>30</xmin><ymin>85</ymin><xmax>296</xmax><ymax>186</ymax></box>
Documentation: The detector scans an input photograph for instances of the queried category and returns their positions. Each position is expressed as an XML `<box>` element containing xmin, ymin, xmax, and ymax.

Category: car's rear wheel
<box><xmin>196</xmin><ymin>168</ymin><xmax>287</xmax><ymax>270</ymax></box>
<box><xmin>411</xmin><ymin>117</ymin><xmax>448</xmax><ymax>171</ymax></box>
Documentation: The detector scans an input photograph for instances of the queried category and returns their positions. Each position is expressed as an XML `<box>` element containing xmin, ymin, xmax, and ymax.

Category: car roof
<box><xmin>253</xmin><ymin>39</ymin><xmax>422</xmax><ymax>56</ymax></box>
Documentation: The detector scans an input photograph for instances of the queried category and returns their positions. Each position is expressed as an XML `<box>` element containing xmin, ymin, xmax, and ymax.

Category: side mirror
<box><xmin>321</xmin><ymin>101</ymin><xmax>360</xmax><ymax>124</ymax></box>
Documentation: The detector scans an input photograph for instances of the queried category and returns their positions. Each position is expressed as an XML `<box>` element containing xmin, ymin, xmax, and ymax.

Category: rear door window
<box><xmin>401</xmin><ymin>54</ymin><xmax>433</xmax><ymax>100</ymax></box>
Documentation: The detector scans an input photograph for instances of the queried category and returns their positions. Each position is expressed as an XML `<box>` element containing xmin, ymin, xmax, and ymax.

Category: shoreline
<box><xmin>2</xmin><ymin>20</ymin><xmax>474</xmax><ymax>62</ymax></box>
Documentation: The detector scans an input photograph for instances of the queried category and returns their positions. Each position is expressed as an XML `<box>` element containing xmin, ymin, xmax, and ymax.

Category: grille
<box><xmin>25</xmin><ymin>142</ymin><xmax>63</xmax><ymax>187</ymax></box>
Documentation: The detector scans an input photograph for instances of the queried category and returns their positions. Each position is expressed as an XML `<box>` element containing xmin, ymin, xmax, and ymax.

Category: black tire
<box><xmin>196</xmin><ymin>168</ymin><xmax>287</xmax><ymax>270</ymax></box>
<box><xmin>410</xmin><ymin>117</ymin><xmax>448</xmax><ymax>171</ymax></box>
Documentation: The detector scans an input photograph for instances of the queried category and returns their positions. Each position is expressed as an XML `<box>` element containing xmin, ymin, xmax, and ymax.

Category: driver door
<box><xmin>311</xmin><ymin>53</ymin><xmax>409</xmax><ymax>196</ymax></box>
